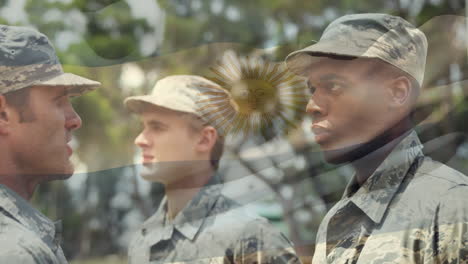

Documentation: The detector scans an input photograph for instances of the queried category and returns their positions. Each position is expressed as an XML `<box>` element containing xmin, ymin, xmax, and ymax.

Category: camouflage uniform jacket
<box><xmin>128</xmin><ymin>176</ymin><xmax>301</xmax><ymax>264</ymax></box>
<box><xmin>0</xmin><ymin>184</ymin><xmax>67</xmax><ymax>264</ymax></box>
<box><xmin>312</xmin><ymin>131</ymin><xmax>468</xmax><ymax>264</ymax></box>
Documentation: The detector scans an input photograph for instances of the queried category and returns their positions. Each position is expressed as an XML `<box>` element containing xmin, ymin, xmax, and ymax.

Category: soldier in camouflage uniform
<box><xmin>0</xmin><ymin>25</ymin><xmax>100</xmax><ymax>263</ymax></box>
<box><xmin>124</xmin><ymin>75</ymin><xmax>301</xmax><ymax>264</ymax></box>
<box><xmin>286</xmin><ymin>14</ymin><xmax>468</xmax><ymax>263</ymax></box>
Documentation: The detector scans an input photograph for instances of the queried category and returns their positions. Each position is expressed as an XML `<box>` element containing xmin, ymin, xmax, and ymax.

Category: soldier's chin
<box><xmin>140</xmin><ymin>163</ymin><xmax>164</xmax><ymax>182</ymax></box>
<box><xmin>42</xmin><ymin>166</ymin><xmax>74</xmax><ymax>181</ymax></box>
<box><xmin>321</xmin><ymin>143</ymin><xmax>364</xmax><ymax>164</ymax></box>
<box><xmin>322</xmin><ymin>148</ymin><xmax>351</xmax><ymax>164</ymax></box>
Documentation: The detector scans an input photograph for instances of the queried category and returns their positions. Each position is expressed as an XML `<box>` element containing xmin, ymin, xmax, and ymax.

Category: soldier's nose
<box><xmin>135</xmin><ymin>132</ymin><xmax>150</xmax><ymax>148</ymax></box>
<box><xmin>306</xmin><ymin>97</ymin><xmax>326</xmax><ymax>119</ymax></box>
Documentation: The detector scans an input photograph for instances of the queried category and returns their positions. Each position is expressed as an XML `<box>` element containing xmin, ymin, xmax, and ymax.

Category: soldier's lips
<box><xmin>142</xmin><ymin>155</ymin><xmax>154</xmax><ymax>163</ymax></box>
<box><xmin>311</xmin><ymin>125</ymin><xmax>332</xmax><ymax>143</ymax></box>
<box><xmin>66</xmin><ymin>136</ymin><xmax>73</xmax><ymax>156</ymax></box>
<box><xmin>66</xmin><ymin>144</ymin><xmax>73</xmax><ymax>156</ymax></box>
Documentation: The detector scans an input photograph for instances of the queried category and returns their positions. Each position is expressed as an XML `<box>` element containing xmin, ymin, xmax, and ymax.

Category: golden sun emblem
<box><xmin>197</xmin><ymin>52</ymin><xmax>308</xmax><ymax>137</ymax></box>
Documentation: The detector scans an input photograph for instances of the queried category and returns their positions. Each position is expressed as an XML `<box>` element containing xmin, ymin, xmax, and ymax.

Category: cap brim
<box><xmin>35</xmin><ymin>73</ymin><xmax>101</xmax><ymax>95</ymax></box>
<box><xmin>285</xmin><ymin>41</ymin><xmax>361</xmax><ymax>76</ymax></box>
<box><xmin>124</xmin><ymin>95</ymin><xmax>203</xmax><ymax>117</ymax></box>
<box><xmin>286</xmin><ymin>41</ymin><xmax>423</xmax><ymax>86</ymax></box>
<box><xmin>124</xmin><ymin>96</ymin><xmax>156</xmax><ymax>113</ymax></box>
<box><xmin>124</xmin><ymin>95</ymin><xmax>192</xmax><ymax>115</ymax></box>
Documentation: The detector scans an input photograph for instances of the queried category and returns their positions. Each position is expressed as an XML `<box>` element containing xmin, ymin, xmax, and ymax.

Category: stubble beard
<box><xmin>11</xmin><ymin>153</ymin><xmax>74</xmax><ymax>196</ymax></box>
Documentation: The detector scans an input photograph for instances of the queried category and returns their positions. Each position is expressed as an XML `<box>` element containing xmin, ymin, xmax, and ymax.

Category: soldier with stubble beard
<box><xmin>0</xmin><ymin>25</ymin><xmax>100</xmax><ymax>263</ymax></box>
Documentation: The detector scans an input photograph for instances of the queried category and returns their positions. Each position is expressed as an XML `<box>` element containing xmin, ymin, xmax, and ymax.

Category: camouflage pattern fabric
<box><xmin>286</xmin><ymin>13</ymin><xmax>428</xmax><ymax>86</ymax></box>
<box><xmin>0</xmin><ymin>184</ymin><xmax>67</xmax><ymax>264</ymax></box>
<box><xmin>128</xmin><ymin>176</ymin><xmax>301</xmax><ymax>264</ymax></box>
<box><xmin>312</xmin><ymin>131</ymin><xmax>468</xmax><ymax>264</ymax></box>
<box><xmin>0</xmin><ymin>24</ymin><xmax>99</xmax><ymax>95</ymax></box>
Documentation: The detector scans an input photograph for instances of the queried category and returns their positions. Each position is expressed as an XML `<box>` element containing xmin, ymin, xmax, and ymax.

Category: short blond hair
<box><xmin>180</xmin><ymin>113</ymin><xmax>225</xmax><ymax>170</ymax></box>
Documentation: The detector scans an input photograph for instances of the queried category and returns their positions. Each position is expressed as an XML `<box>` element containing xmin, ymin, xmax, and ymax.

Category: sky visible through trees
<box><xmin>0</xmin><ymin>0</ymin><xmax>466</xmax><ymax>261</ymax></box>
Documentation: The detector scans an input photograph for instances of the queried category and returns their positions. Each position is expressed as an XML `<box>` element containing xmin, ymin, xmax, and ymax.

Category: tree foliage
<box><xmin>1</xmin><ymin>0</ymin><xmax>466</xmax><ymax>259</ymax></box>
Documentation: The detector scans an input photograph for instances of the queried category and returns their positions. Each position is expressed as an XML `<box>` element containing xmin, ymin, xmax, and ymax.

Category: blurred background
<box><xmin>0</xmin><ymin>0</ymin><xmax>467</xmax><ymax>263</ymax></box>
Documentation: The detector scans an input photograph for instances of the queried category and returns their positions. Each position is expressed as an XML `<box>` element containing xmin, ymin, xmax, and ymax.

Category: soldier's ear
<box><xmin>196</xmin><ymin>126</ymin><xmax>218</xmax><ymax>154</ymax></box>
<box><xmin>388</xmin><ymin>76</ymin><xmax>411</xmax><ymax>108</ymax></box>
<box><xmin>0</xmin><ymin>95</ymin><xmax>11</xmax><ymax>135</ymax></box>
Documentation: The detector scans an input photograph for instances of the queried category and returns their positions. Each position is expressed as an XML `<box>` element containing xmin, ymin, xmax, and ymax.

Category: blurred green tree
<box><xmin>1</xmin><ymin>0</ymin><xmax>465</xmax><ymax>260</ymax></box>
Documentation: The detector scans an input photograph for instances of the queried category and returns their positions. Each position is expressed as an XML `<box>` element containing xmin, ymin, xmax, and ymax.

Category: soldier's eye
<box><xmin>55</xmin><ymin>96</ymin><xmax>68</xmax><ymax>106</ymax></box>
<box><xmin>323</xmin><ymin>82</ymin><xmax>344</xmax><ymax>93</ymax></box>
<box><xmin>150</xmin><ymin>125</ymin><xmax>163</xmax><ymax>131</ymax></box>
<box><xmin>307</xmin><ymin>81</ymin><xmax>316</xmax><ymax>95</ymax></box>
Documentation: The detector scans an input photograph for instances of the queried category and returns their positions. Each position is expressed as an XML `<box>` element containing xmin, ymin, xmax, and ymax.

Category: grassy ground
<box><xmin>70</xmin><ymin>254</ymin><xmax>312</xmax><ymax>263</ymax></box>
<box><xmin>70</xmin><ymin>255</ymin><xmax>126</xmax><ymax>264</ymax></box>
<box><xmin>70</xmin><ymin>256</ymin><xmax>312</xmax><ymax>264</ymax></box>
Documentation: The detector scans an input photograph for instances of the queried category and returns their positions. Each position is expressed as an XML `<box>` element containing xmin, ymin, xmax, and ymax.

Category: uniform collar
<box><xmin>173</xmin><ymin>175</ymin><xmax>222</xmax><ymax>240</ymax></box>
<box><xmin>0</xmin><ymin>184</ymin><xmax>61</xmax><ymax>252</ymax></box>
<box><xmin>345</xmin><ymin>130</ymin><xmax>424</xmax><ymax>224</ymax></box>
<box><xmin>142</xmin><ymin>174</ymin><xmax>223</xmax><ymax>244</ymax></box>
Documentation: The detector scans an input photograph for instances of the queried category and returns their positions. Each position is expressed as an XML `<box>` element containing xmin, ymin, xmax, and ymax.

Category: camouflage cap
<box><xmin>124</xmin><ymin>75</ymin><xmax>229</xmax><ymax>124</ymax></box>
<box><xmin>285</xmin><ymin>13</ymin><xmax>428</xmax><ymax>86</ymax></box>
<box><xmin>0</xmin><ymin>25</ymin><xmax>100</xmax><ymax>95</ymax></box>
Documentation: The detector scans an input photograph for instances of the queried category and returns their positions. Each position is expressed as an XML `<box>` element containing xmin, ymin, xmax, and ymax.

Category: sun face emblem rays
<box><xmin>197</xmin><ymin>52</ymin><xmax>309</xmax><ymax>138</ymax></box>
